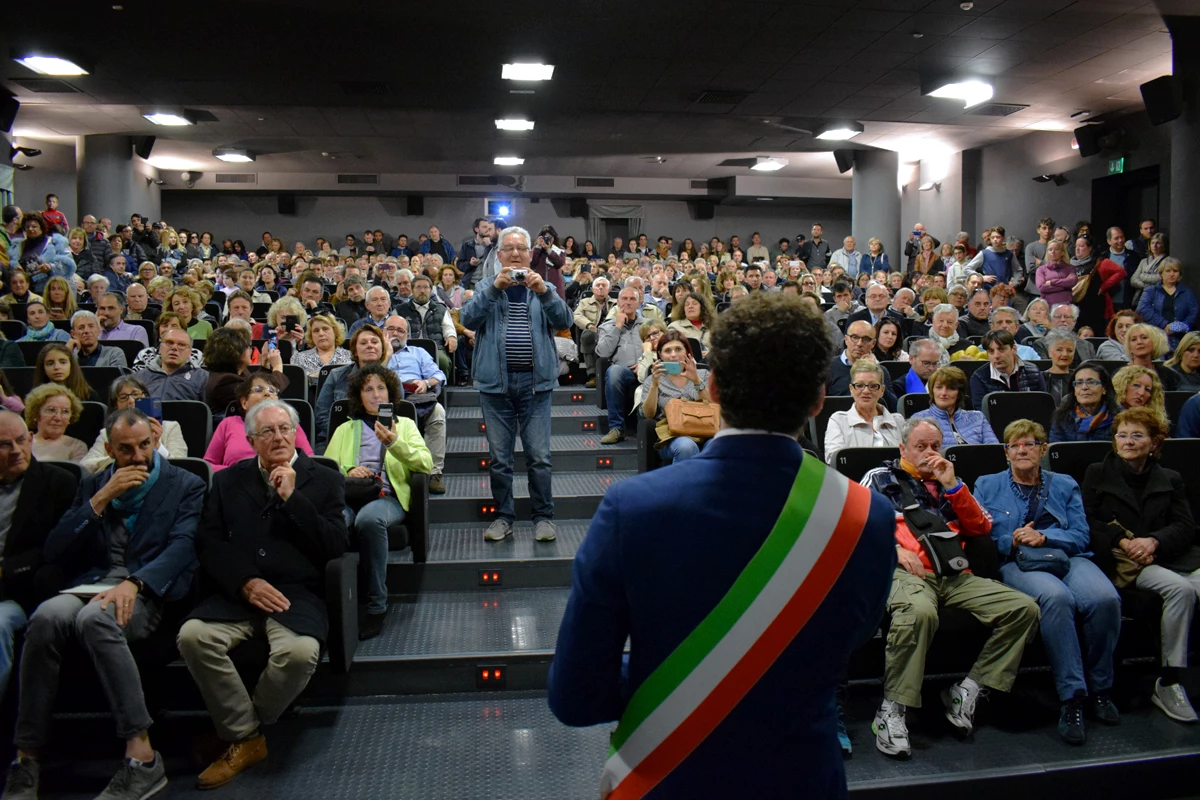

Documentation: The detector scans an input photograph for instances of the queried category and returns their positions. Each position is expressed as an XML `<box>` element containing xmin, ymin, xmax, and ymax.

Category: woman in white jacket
<box><xmin>824</xmin><ymin>360</ymin><xmax>905</xmax><ymax>464</ymax></box>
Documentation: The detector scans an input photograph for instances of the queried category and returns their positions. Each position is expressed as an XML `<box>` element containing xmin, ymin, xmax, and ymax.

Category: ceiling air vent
<box><xmin>338</xmin><ymin>80</ymin><xmax>390</xmax><ymax>96</ymax></box>
<box><xmin>215</xmin><ymin>173</ymin><xmax>257</xmax><ymax>184</ymax></box>
<box><xmin>968</xmin><ymin>103</ymin><xmax>1029</xmax><ymax>117</ymax></box>
<box><xmin>458</xmin><ymin>175</ymin><xmax>500</xmax><ymax>186</ymax></box>
<box><xmin>12</xmin><ymin>79</ymin><xmax>80</xmax><ymax>94</ymax></box>
<box><xmin>576</xmin><ymin>177</ymin><xmax>615</xmax><ymax>188</ymax></box>
<box><xmin>695</xmin><ymin>90</ymin><xmax>749</xmax><ymax>105</ymax></box>
<box><xmin>337</xmin><ymin>173</ymin><xmax>379</xmax><ymax>185</ymax></box>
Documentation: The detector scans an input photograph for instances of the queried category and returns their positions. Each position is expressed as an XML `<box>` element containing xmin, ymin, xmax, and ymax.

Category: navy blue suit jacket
<box><xmin>548</xmin><ymin>433</ymin><xmax>896</xmax><ymax>798</ymax></box>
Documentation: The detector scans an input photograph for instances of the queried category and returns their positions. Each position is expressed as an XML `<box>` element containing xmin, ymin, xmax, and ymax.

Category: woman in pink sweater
<box><xmin>1035</xmin><ymin>240</ymin><xmax>1078</xmax><ymax>308</ymax></box>
<box><xmin>204</xmin><ymin>372</ymin><xmax>313</xmax><ymax>470</ymax></box>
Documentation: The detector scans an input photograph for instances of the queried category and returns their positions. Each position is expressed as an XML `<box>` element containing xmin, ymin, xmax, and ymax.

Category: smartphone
<box><xmin>510</xmin><ymin>269</ymin><xmax>528</xmax><ymax>282</ymax></box>
<box><xmin>267</xmin><ymin>329</ymin><xmax>278</xmax><ymax>350</ymax></box>
<box><xmin>134</xmin><ymin>397</ymin><xmax>162</xmax><ymax>421</ymax></box>
<box><xmin>789</xmin><ymin>260</ymin><xmax>800</xmax><ymax>267</ymax></box>
<box><xmin>662</xmin><ymin>361</ymin><xmax>683</xmax><ymax>375</ymax></box>
<box><xmin>284</xmin><ymin>314</ymin><xmax>300</xmax><ymax>333</ymax></box>
<box><xmin>378</xmin><ymin>403</ymin><xmax>394</xmax><ymax>426</ymax></box>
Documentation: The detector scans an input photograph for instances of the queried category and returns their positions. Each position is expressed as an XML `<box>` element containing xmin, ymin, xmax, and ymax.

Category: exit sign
<box><xmin>1108</xmin><ymin>157</ymin><xmax>1125</xmax><ymax>175</ymax></box>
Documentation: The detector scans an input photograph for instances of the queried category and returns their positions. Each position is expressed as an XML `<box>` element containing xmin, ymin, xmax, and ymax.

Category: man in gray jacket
<box><xmin>132</xmin><ymin>329</ymin><xmax>209</xmax><ymax>401</ymax></box>
<box><xmin>69</xmin><ymin>311</ymin><xmax>128</xmax><ymax>368</ymax></box>
<box><xmin>598</xmin><ymin>287</ymin><xmax>645</xmax><ymax>444</ymax></box>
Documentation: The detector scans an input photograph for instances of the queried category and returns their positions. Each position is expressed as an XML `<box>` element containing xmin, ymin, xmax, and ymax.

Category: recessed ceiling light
<box><xmin>750</xmin><ymin>157</ymin><xmax>788</xmax><ymax>171</ymax></box>
<box><xmin>502</xmin><ymin>63</ymin><xmax>554</xmax><ymax>81</ymax></box>
<box><xmin>143</xmin><ymin>112</ymin><xmax>193</xmax><ymax>126</ymax></box>
<box><xmin>494</xmin><ymin>156</ymin><xmax>525</xmax><ymax>166</ymax></box>
<box><xmin>213</xmin><ymin>148</ymin><xmax>255</xmax><ymax>163</ymax></box>
<box><xmin>495</xmin><ymin>118</ymin><xmax>535</xmax><ymax>131</ymax></box>
<box><xmin>15</xmin><ymin>56</ymin><xmax>88</xmax><ymax>76</ymax></box>
<box><xmin>815</xmin><ymin>121</ymin><xmax>865</xmax><ymax>141</ymax></box>
<box><xmin>928</xmin><ymin>80</ymin><xmax>994</xmax><ymax>108</ymax></box>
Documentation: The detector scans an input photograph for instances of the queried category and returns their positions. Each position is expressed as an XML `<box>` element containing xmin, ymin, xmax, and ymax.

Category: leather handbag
<box><xmin>1070</xmin><ymin>271</ymin><xmax>1092</xmax><ymax>302</ymax></box>
<box><xmin>664</xmin><ymin>399</ymin><xmax>721</xmax><ymax>439</ymax></box>
<box><xmin>1015</xmin><ymin>544</ymin><xmax>1071</xmax><ymax>579</ymax></box>
<box><xmin>1107</xmin><ymin>520</ymin><xmax>1144</xmax><ymax>589</ymax></box>
<box><xmin>344</xmin><ymin>474</ymin><xmax>385</xmax><ymax>510</ymax></box>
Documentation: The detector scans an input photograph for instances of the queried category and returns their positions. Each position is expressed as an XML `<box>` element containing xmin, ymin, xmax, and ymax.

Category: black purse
<box><xmin>343</xmin><ymin>474</ymin><xmax>384</xmax><ymax>510</ymax></box>
<box><xmin>894</xmin><ymin>473</ymin><xmax>969</xmax><ymax>577</ymax></box>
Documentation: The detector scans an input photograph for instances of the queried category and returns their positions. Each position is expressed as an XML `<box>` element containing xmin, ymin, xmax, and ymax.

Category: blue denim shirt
<box><xmin>974</xmin><ymin>469</ymin><xmax>1092</xmax><ymax>558</ymax></box>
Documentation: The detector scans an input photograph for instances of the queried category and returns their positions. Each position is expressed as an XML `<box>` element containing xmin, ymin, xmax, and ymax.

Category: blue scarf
<box><xmin>905</xmin><ymin>369</ymin><xmax>927</xmax><ymax>395</ymax></box>
<box><xmin>108</xmin><ymin>453</ymin><xmax>162</xmax><ymax>530</ymax></box>
<box><xmin>23</xmin><ymin>322</ymin><xmax>59</xmax><ymax>341</ymax></box>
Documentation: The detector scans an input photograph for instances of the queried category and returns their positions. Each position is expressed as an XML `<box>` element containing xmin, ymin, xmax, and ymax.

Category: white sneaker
<box><xmin>483</xmin><ymin>518</ymin><xmax>513</xmax><ymax>541</ymax></box>
<box><xmin>872</xmin><ymin>700</ymin><xmax>911</xmax><ymax>757</ymax></box>
<box><xmin>942</xmin><ymin>679</ymin><xmax>982</xmax><ymax>734</ymax></box>
<box><xmin>534</xmin><ymin>520</ymin><xmax>557</xmax><ymax>542</ymax></box>
<box><xmin>1152</xmin><ymin>678</ymin><xmax>1199</xmax><ymax>723</ymax></box>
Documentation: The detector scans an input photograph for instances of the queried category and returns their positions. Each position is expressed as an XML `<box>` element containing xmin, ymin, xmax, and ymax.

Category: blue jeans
<box><xmin>345</xmin><ymin>497</ymin><xmax>407</xmax><ymax>614</ymax></box>
<box><xmin>662</xmin><ymin>436</ymin><xmax>700</xmax><ymax>463</ymax></box>
<box><xmin>605</xmin><ymin>364</ymin><xmax>638</xmax><ymax>431</ymax></box>
<box><xmin>0</xmin><ymin>599</ymin><xmax>26</xmax><ymax>700</ymax></box>
<box><xmin>1000</xmin><ymin>557</ymin><xmax>1121</xmax><ymax>701</ymax></box>
<box><xmin>479</xmin><ymin>371</ymin><xmax>554</xmax><ymax>523</ymax></box>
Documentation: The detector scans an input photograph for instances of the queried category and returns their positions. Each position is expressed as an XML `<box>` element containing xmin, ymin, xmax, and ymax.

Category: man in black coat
<box><xmin>0</xmin><ymin>412</ymin><xmax>77</xmax><ymax>697</ymax></box>
<box><xmin>177</xmin><ymin>400</ymin><xmax>349</xmax><ymax>790</ymax></box>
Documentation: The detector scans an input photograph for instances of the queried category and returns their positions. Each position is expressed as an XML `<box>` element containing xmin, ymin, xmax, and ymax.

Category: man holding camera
<box><xmin>460</xmin><ymin>227</ymin><xmax>572</xmax><ymax>543</ymax></box>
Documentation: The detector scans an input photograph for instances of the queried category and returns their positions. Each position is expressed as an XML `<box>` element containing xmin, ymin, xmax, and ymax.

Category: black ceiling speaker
<box><xmin>833</xmin><ymin>149</ymin><xmax>855</xmax><ymax>174</ymax></box>
<box><xmin>407</xmin><ymin>196</ymin><xmax>425</xmax><ymax>216</ymax></box>
<box><xmin>1140</xmin><ymin>75</ymin><xmax>1183</xmax><ymax>126</ymax></box>
<box><xmin>694</xmin><ymin>200</ymin><xmax>715</xmax><ymax>220</ymax></box>
<box><xmin>0</xmin><ymin>94</ymin><xmax>17</xmax><ymax>134</ymax></box>
<box><xmin>133</xmin><ymin>136</ymin><xmax>156</xmax><ymax>160</ymax></box>
<box><xmin>569</xmin><ymin>198</ymin><xmax>588</xmax><ymax>218</ymax></box>
<box><xmin>1073</xmin><ymin>124</ymin><xmax>1105</xmax><ymax>158</ymax></box>
<box><xmin>277</xmin><ymin>194</ymin><xmax>296</xmax><ymax>215</ymax></box>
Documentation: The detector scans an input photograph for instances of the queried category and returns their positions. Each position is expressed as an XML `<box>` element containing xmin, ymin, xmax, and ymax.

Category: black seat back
<box><xmin>944</xmin><ymin>444</ymin><xmax>1008</xmax><ymax>492</ymax></box>
<box><xmin>834</xmin><ymin>447</ymin><xmax>899</xmax><ymax>483</ymax></box>
<box><xmin>983</xmin><ymin>391</ymin><xmax>1055</xmax><ymax>440</ymax></box>
<box><xmin>900</xmin><ymin>392</ymin><xmax>930</xmax><ymax>418</ymax></box>
<box><xmin>1047</xmin><ymin>441</ymin><xmax>1113</xmax><ymax>487</ymax></box>
<box><xmin>810</xmin><ymin>395</ymin><xmax>853</xmax><ymax>453</ymax></box>
<box><xmin>161</xmin><ymin>399</ymin><xmax>214</xmax><ymax>458</ymax></box>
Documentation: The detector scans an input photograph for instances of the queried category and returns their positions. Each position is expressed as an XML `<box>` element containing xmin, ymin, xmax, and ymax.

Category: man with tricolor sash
<box><xmin>549</xmin><ymin>293</ymin><xmax>898</xmax><ymax>799</ymax></box>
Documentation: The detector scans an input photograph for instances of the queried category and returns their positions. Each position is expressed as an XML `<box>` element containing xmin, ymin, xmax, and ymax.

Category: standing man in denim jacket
<box><xmin>461</xmin><ymin>226</ymin><xmax>572</xmax><ymax>544</ymax></box>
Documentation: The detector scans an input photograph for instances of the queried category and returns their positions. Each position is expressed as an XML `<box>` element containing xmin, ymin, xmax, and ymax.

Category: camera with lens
<box><xmin>511</xmin><ymin>269</ymin><xmax>528</xmax><ymax>283</ymax></box>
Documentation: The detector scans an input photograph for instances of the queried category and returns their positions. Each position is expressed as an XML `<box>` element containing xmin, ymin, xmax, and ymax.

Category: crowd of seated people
<box><xmin>0</xmin><ymin>199</ymin><xmax>1198</xmax><ymax>790</ymax></box>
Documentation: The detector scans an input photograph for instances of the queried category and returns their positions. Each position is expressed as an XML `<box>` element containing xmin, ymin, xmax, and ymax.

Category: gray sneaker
<box><xmin>2</xmin><ymin>757</ymin><xmax>39</xmax><ymax>800</ymax></box>
<box><xmin>535</xmin><ymin>520</ymin><xmax>558</xmax><ymax>542</ymax></box>
<box><xmin>483</xmin><ymin>518</ymin><xmax>513</xmax><ymax>541</ymax></box>
<box><xmin>1152</xmin><ymin>678</ymin><xmax>1199</xmax><ymax>723</ymax></box>
<box><xmin>94</xmin><ymin>754</ymin><xmax>166</xmax><ymax>800</ymax></box>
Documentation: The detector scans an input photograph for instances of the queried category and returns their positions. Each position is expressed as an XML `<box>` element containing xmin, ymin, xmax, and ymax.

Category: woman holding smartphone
<box><xmin>324</xmin><ymin>364</ymin><xmax>432</xmax><ymax>640</ymax></box>
<box><xmin>640</xmin><ymin>331</ymin><xmax>711</xmax><ymax>464</ymax></box>
<box><xmin>81</xmin><ymin>375</ymin><xmax>187</xmax><ymax>473</ymax></box>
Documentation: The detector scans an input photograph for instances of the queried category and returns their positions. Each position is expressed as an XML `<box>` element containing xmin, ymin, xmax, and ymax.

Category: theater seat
<box><xmin>637</xmin><ymin>417</ymin><xmax>663</xmax><ymax>472</ymax></box>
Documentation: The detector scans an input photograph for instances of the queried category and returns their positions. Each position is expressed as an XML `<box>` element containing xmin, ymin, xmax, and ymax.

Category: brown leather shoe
<box><xmin>196</xmin><ymin>735</ymin><xmax>267</xmax><ymax>790</ymax></box>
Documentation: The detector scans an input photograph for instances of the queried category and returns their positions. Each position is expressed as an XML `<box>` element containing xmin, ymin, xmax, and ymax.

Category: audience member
<box><xmin>573</xmin><ymin>276</ymin><xmax>615</xmax><ymax>388</ymax></box>
<box><xmin>928</xmin><ymin>304</ymin><xmax>970</xmax><ymax>356</ymax></box>
<box><xmin>96</xmin><ymin>292</ymin><xmax>150</xmax><ymax>348</ymax></box>
<box><xmin>666</xmin><ymin>291</ymin><xmax>713</xmax><ymax>354</ymax></box>
<box><xmin>895</xmin><ymin>340</ymin><xmax>942</xmax><ymax>397</ymax></box>
<box><xmin>1082</xmin><ymin>407</ymin><xmax>1199</xmax><ymax>723</ymax></box>
<box><xmin>1096</xmin><ymin>309</ymin><xmax>1139</xmax><ymax>361</ymax></box>
<box><xmin>957</xmin><ymin>289</ymin><xmax>992</xmax><ymax>338</ymax></box>
<box><xmin>205</xmin><ymin>373</ymin><xmax>313</xmax><ymax>470</ymax></box>
<box><xmin>862</xmin><ymin>419</ymin><xmax>1039</xmax><ymax>758</ymax></box>
<box><xmin>1049</xmin><ymin>303</ymin><xmax>1097</xmax><ymax>361</ymax></box>
<box><xmin>132</xmin><ymin>328</ymin><xmax>209</xmax><ymax>402</ymax></box>
<box><xmin>1042</xmin><ymin>329</ymin><xmax>1078</xmax><ymax>406</ymax></box>
<box><xmin>1050</xmin><ymin>363</ymin><xmax>1117</xmax><ymax>443</ymax></box>
<box><xmin>397</xmin><ymin>274</ymin><xmax>457</xmax><ymax>377</ymax></box>
<box><xmin>314</xmin><ymin>324</ymin><xmax>390</xmax><ymax>450</ymax></box>
<box><xmin>822</xmin><ymin>281</ymin><xmax>861</xmax><ymax>344</ymax></box>
<box><xmin>5</xmin><ymin>408</ymin><xmax>204</xmax><ymax>799</ymax></box>
<box><xmin>969</xmin><ymin>330</ymin><xmax>1046</xmax><ymax>409</ymax></box>
<box><xmin>167</xmin><ymin>286</ymin><xmax>212</xmax><ymax>340</ymax></box>
<box><xmin>1164</xmin><ymin>330</ymin><xmax>1200</xmax><ymax>389</ymax></box>
<box><xmin>43</xmin><ymin>276</ymin><xmax>77</xmax><ymax>321</ymax></box>
<box><xmin>203</xmin><ymin>327</ymin><xmax>286</xmax><ymax>414</ymax></box>
<box><xmin>178</xmin><ymin>400</ymin><xmax>348</xmax><ymax>789</ymax></box>
<box><xmin>16</xmin><ymin>302</ymin><xmax>69</xmax><ymax>344</ymax></box>
<box><xmin>1019</xmin><ymin>298</ymin><xmax>1050</xmax><ymax>344</ymax></box>
<box><xmin>1112</xmin><ymin>364</ymin><xmax>1168</xmax><ymax>427</ymax></box>
<box><xmin>24</xmin><ymin>383</ymin><xmax>87</xmax><ymax>462</ymax></box>
<box><xmin>597</xmin><ymin>287</ymin><xmax>647</xmax><ymax>445</ymax></box>
<box><xmin>82</xmin><ymin>376</ymin><xmax>187</xmax><ymax>473</ymax></box>
<box><xmin>1071</xmin><ymin>236</ymin><xmax>1126</xmax><ymax>334</ymax></box>
<box><xmin>824</xmin><ymin>360</ymin><xmax>904</xmax><ymax>463</ymax></box>
<box><xmin>1130</xmin><ymin>233</ymin><xmax>1169</xmax><ymax>307</ymax></box>
<box><xmin>383</xmin><ymin>316</ymin><xmax>447</xmax><ymax>494</ymax></box>
<box><xmin>34</xmin><ymin>340</ymin><xmax>97</xmax><ymax>401</ymax></box>
<box><xmin>827</xmin><ymin>320</ymin><xmax>880</xmax><ymax>396</ymax></box>
<box><xmin>975</xmin><ymin>420</ymin><xmax>1121</xmax><ymax>744</ymax></box>
<box><xmin>290</xmin><ymin>313</ymin><xmax>352</xmax><ymax>378</ymax></box>
<box><xmin>989</xmin><ymin>307</ymin><xmax>1042</xmax><ymax>362</ymax></box>
<box><xmin>69</xmin><ymin>309</ymin><xmax>128</xmax><ymax>368</ymax></box>
<box><xmin>912</xmin><ymin>366</ymin><xmax>998</xmax><ymax>447</ymax></box>
<box><xmin>1120</xmin><ymin>323</ymin><xmax>1179</xmax><ymax>391</ymax></box>
<box><xmin>640</xmin><ymin>331</ymin><xmax>711</xmax><ymax>464</ymax></box>
<box><xmin>1035</xmin><ymin>240</ymin><xmax>1077</xmax><ymax>308</ymax></box>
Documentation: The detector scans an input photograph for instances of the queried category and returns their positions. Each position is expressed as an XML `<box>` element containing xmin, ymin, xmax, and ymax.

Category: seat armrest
<box><xmin>408</xmin><ymin>471</ymin><xmax>430</xmax><ymax>563</ymax></box>
<box><xmin>324</xmin><ymin>552</ymin><xmax>360</xmax><ymax>674</ymax></box>
<box><xmin>637</xmin><ymin>417</ymin><xmax>660</xmax><ymax>473</ymax></box>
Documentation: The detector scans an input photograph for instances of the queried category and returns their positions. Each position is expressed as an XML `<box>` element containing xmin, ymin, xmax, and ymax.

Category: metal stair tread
<box><xmin>445</xmin><ymin>405</ymin><xmax>602</xmax><ymax>419</ymax></box>
<box><xmin>433</xmin><ymin>471</ymin><xmax>635</xmax><ymax>499</ymax></box>
<box><xmin>445</xmin><ymin>434</ymin><xmax>635</xmax><ymax>454</ymax></box>
<box><xmin>389</xmin><ymin>522</ymin><xmax>587</xmax><ymax>563</ymax></box>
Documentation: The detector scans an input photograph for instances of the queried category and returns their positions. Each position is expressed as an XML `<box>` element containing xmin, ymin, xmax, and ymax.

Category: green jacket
<box><xmin>324</xmin><ymin>416</ymin><xmax>432</xmax><ymax>511</ymax></box>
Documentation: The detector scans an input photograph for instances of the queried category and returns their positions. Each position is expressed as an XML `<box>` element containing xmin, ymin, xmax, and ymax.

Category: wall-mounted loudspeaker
<box><xmin>569</xmin><ymin>198</ymin><xmax>588</xmax><ymax>218</ymax></box>
<box><xmin>1073</xmin><ymin>124</ymin><xmax>1104</xmax><ymax>158</ymax></box>
<box><xmin>133</xmin><ymin>136</ymin><xmax>156</xmax><ymax>160</ymax></box>
<box><xmin>0</xmin><ymin>94</ymin><xmax>17</xmax><ymax>134</ymax></box>
<box><xmin>833</xmin><ymin>149</ymin><xmax>855</xmax><ymax>174</ymax></box>
<box><xmin>1140</xmin><ymin>75</ymin><xmax>1183</xmax><ymax>126</ymax></box>
<box><xmin>277</xmin><ymin>194</ymin><xmax>296</xmax><ymax>215</ymax></box>
<box><xmin>407</xmin><ymin>196</ymin><xmax>424</xmax><ymax>216</ymax></box>
<box><xmin>695</xmin><ymin>200</ymin><xmax>715</xmax><ymax>220</ymax></box>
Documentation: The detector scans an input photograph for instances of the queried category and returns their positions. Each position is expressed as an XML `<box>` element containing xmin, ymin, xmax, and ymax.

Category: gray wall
<box><xmin>12</xmin><ymin>139</ymin><xmax>77</xmax><ymax>226</ymax></box>
<box><xmin>159</xmin><ymin>193</ymin><xmax>852</xmax><ymax>254</ymax></box>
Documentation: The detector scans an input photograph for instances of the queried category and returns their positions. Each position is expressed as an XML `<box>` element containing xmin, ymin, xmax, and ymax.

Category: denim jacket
<box><xmin>974</xmin><ymin>469</ymin><xmax>1091</xmax><ymax>559</ymax></box>
<box><xmin>460</xmin><ymin>273</ymin><xmax>572</xmax><ymax>394</ymax></box>
<box><xmin>910</xmin><ymin>404</ymin><xmax>999</xmax><ymax>448</ymax></box>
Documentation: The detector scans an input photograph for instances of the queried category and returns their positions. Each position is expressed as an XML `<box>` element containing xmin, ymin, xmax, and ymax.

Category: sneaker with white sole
<box><xmin>942</xmin><ymin>679</ymin><xmax>982</xmax><ymax>734</ymax></box>
<box><xmin>1152</xmin><ymin>678</ymin><xmax>1199</xmax><ymax>723</ymax></box>
<box><xmin>94</xmin><ymin>753</ymin><xmax>167</xmax><ymax>800</ymax></box>
<box><xmin>872</xmin><ymin>700</ymin><xmax>911</xmax><ymax>757</ymax></box>
<box><xmin>483</xmin><ymin>518</ymin><xmax>513</xmax><ymax>541</ymax></box>
<box><xmin>2</xmin><ymin>757</ymin><xmax>39</xmax><ymax>800</ymax></box>
<box><xmin>534</xmin><ymin>520</ymin><xmax>557</xmax><ymax>542</ymax></box>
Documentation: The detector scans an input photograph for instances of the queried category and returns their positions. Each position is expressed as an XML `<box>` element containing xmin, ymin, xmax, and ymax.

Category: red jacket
<box><xmin>41</xmin><ymin>209</ymin><xmax>68</xmax><ymax>232</ymax></box>
<box><xmin>1093</xmin><ymin>257</ymin><xmax>1126</xmax><ymax>321</ymax></box>
<box><xmin>892</xmin><ymin>482</ymin><xmax>992</xmax><ymax>574</ymax></box>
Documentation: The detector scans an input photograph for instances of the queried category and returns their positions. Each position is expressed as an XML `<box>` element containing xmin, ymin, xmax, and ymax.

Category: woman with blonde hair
<box><xmin>25</xmin><ymin>383</ymin><xmax>87</xmax><ymax>462</ymax></box>
<box><xmin>155</xmin><ymin>228</ymin><xmax>186</xmax><ymax>265</ymax></box>
<box><xmin>266</xmin><ymin>295</ymin><xmax>309</xmax><ymax>349</ymax></box>
<box><xmin>291</xmin><ymin>313</ymin><xmax>352</xmax><ymax>377</ymax></box>
<box><xmin>435</xmin><ymin>264</ymin><xmax>464</xmax><ymax>309</ymax></box>
<box><xmin>1123</xmin><ymin>322</ymin><xmax>1180</xmax><ymax>391</ymax></box>
<box><xmin>912</xmin><ymin>235</ymin><xmax>941</xmax><ymax>275</ymax></box>
<box><xmin>1113</xmin><ymin>364</ymin><xmax>1168</xmax><ymax>425</ymax></box>
<box><xmin>1164</xmin><ymin>330</ymin><xmax>1200</xmax><ymax>390</ymax></box>
<box><xmin>167</xmin><ymin>285</ymin><xmax>213</xmax><ymax>340</ymax></box>
<box><xmin>42</xmin><ymin>277</ymin><xmax>77</xmax><ymax>321</ymax></box>
<box><xmin>863</xmin><ymin>237</ymin><xmax>890</xmax><ymax>274</ymax></box>
<box><xmin>147</xmin><ymin>275</ymin><xmax>173</xmax><ymax>304</ymax></box>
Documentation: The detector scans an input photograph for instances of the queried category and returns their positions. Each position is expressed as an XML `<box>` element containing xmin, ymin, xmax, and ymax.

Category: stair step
<box><xmin>445</xmin><ymin>385</ymin><xmax>594</xmax><ymax>407</ymax></box>
<box><xmin>443</xmin><ymin>435</ymin><xmax>636</xmax><ymax>473</ymax></box>
<box><xmin>430</xmin><ymin>471</ymin><xmax>633</xmax><ymax>523</ymax></box>
<box><xmin>445</xmin><ymin>404</ymin><xmax>604</xmax><ymax>436</ymax></box>
<box><xmin>386</xmin><ymin>522</ymin><xmax>584</xmax><ymax>591</ymax></box>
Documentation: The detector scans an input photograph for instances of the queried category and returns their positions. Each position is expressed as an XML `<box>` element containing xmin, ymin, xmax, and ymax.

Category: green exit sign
<box><xmin>1108</xmin><ymin>157</ymin><xmax>1125</xmax><ymax>175</ymax></box>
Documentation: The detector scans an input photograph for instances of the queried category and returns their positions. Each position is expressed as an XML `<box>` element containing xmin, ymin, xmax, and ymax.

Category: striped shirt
<box><xmin>504</xmin><ymin>286</ymin><xmax>534</xmax><ymax>369</ymax></box>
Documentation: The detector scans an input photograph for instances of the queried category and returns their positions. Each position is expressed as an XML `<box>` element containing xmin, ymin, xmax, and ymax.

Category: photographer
<box><xmin>530</xmin><ymin>225</ymin><xmax>567</xmax><ymax>300</ymax></box>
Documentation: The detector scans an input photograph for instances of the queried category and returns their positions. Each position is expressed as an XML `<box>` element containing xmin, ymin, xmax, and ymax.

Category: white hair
<box><xmin>244</xmin><ymin>399</ymin><xmax>299</xmax><ymax>436</ymax></box>
<box><xmin>366</xmin><ymin>285</ymin><xmax>390</xmax><ymax>301</ymax></box>
<box><xmin>931</xmin><ymin>303</ymin><xmax>958</xmax><ymax>319</ymax></box>
<box><xmin>499</xmin><ymin>226</ymin><xmax>532</xmax><ymax>249</ymax></box>
<box><xmin>70</xmin><ymin>310</ymin><xmax>100</xmax><ymax>329</ymax></box>
<box><xmin>87</xmin><ymin>274</ymin><xmax>110</xmax><ymax>288</ymax></box>
<box><xmin>1050</xmin><ymin>303</ymin><xmax>1079</xmax><ymax>320</ymax></box>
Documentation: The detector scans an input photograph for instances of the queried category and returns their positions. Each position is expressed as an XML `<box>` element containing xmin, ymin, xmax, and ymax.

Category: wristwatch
<box><xmin>125</xmin><ymin>576</ymin><xmax>147</xmax><ymax>594</ymax></box>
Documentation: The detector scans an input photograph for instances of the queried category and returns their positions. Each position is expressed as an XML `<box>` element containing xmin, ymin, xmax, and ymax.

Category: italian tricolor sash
<box><xmin>599</xmin><ymin>455</ymin><xmax>871</xmax><ymax>799</ymax></box>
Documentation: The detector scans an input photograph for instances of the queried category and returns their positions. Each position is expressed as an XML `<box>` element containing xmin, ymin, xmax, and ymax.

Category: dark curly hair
<box><xmin>707</xmin><ymin>293</ymin><xmax>832</xmax><ymax>433</ymax></box>
<box><xmin>347</xmin><ymin>363</ymin><xmax>402</xmax><ymax>417</ymax></box>
<box><xmin>202</xmin><ymin>326</ymin><xmax>252</xmax><ymax>374</ymax></box>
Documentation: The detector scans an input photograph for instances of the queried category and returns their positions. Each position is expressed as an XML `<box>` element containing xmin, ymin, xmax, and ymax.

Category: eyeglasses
<box><xmin>1115</xmin><ymin>431</ymin><xmax>1148</xmax><ymax>442</ymax></box>
<box><xmin>850</xmin><ymin>382</ymin><xmax>883</xmax><ymax>392</ymax></box>
<box><xmin>917</xmin><ymin>359</ymin><xmax>940</xmax><ymax>368</ymax></box>
<box><xmin>1072</xmin><ymin>379</ymin><xmax>1102</xmax><ymax>388</ymax></box>
<box><xmin>846</xmin><ymin>334</ymin><xmax>876</xmax><ymax>344</ymax></box>
<box><xmin>161</xmin><ymin>340</ymin><xmax>189</xmax><ymax>350</ymax></box>
<box><xmin>250</xmin><ymin>424</ymin><xmax>295</xmax><ymax>439</ymax></box>
<box><xmin>1005</xmin><ymin>441</ymin><xmax>1045</xmax><ymax>451</ymax></box>
<box><xmin>116</xmin><ymin>391</ymin><xmax>145</xmax><ymax>402</ymax></box>
<box><xmin>41</xmin><ymin>407</ymin><xmax>72</xmax><ymax>418</ymax></box>
<box><xmin>499</xmin><ymin>246</ymin><xmax>530</xmax><ymax>254</ymax></box>
<box><xmin>250</xmin><ymin>385</ymin><xmax>280</xmax><ymax>396</ymax></box>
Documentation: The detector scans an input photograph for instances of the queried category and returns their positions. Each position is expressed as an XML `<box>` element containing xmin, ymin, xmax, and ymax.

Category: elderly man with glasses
<box><xmin>827</xmin><ymin>320</ymin><xmax>899</xmax><ymax>410</ymax></box>
<box><xmin>177</xmin><ymin>400</ymin><xmax>348</xmax><ymax>790</ymax></box>
<box><xmin>131</xmin><ymin>328</ymin><xmax>209</xmax><ymax>402</ymax></box>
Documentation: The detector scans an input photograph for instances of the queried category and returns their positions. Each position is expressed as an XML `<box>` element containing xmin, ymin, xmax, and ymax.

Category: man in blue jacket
<box><xmin>461</xmin><ymin>226</ymin><xmax>572</xmax><ymax>544</ymax></box>
<box><xmin>4</xmin><ymin>408</ymin><xmax>205</xmax><ymax>800</ymax></box>
<box><xmin>549</xmin><ymin>293</ymin><xmax>897</xmax><ymax>799</ymax></box>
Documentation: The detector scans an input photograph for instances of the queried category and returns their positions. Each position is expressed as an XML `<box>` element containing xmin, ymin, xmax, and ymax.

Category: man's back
<box><xmin>549</xmin><ymin>433</ymin><xmax>895</xmax><ymax>797</ymax></box>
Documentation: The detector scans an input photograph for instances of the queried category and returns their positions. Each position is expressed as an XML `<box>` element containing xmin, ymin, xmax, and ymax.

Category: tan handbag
<box><xmin>1107</xmin><ymin>520</ymin><xmax>1143</xmax><ymax>589</ymax></box>
<box><xmin>1070</xmin><ymin>271</ymin><xmax>1092</xmax><ymax>303</ymax></box>
<box><xmin>664</xmin><ymin>398</ymin><xmax>721</xmax><ymax>439</ymax></box>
